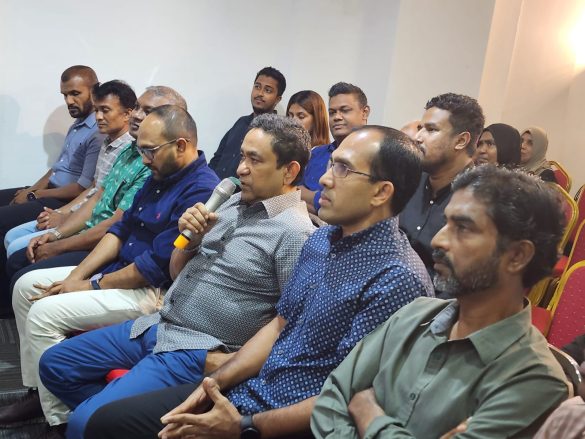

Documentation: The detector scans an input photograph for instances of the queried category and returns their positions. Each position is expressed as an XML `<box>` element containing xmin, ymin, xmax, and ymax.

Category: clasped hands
<box><xmin>158</xmin><ymin>377</ymin><xmax>242</xmax><ymax>439</ymax></box>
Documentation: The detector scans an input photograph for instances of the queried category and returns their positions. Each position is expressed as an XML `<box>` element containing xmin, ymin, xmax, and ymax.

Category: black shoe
<box><xmin>35</xmin><ymin>423</ymin><xmax>67</xmax><ymax>439</ymax></box>
<box><xmin>0</xmin><ymin>388</ymin><xmax>43</xmax><ymax>424</ymax></box>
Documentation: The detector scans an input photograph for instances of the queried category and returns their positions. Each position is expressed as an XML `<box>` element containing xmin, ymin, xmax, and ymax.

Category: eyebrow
<box><xmin>448</xmin><ymin>214</ymin><xmax>476</xmax><ymax>226</ymax></box>
<box><xmin>332</xmin><ymin>156</ymin><xmax>355</xmax><ymax>169</ymax></box>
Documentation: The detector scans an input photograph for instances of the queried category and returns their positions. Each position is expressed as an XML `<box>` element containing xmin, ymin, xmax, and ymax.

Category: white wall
<box><xmin>2</xmin><ymin>0</ymin><xmax>583</xmax><ymax>192</ymax></box>
<box><xmin>0</xmin><ymin>0</ymin><xmax>401</xmax><ymax>187</ymax></box>
<box><xmin>479</xmin><ymin>0</ymin><xmax>585</xmax><ymax>194</ymax></box>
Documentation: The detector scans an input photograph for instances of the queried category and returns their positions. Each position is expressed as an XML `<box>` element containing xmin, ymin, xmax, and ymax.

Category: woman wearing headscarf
<box><xmin>519</xmin><ymin>126</ymin><xmax>557</xmax><ymax>183</ymax></box>
<box><xmin>474</xmin><ymin>123</ymin><xmax>521</xmax><ymax>167</ymax></box>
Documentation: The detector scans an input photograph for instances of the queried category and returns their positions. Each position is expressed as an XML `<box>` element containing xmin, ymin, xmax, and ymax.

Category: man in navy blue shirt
<box><xmin>300</xmin><ymin>82</ymin><xmax>370</xmax><ymax>214</ymax></box>
<box><xmin>6</xmin><ymin>105</ymin><xmax>219</xmax><ymax>436</ymax></box>
<box><xmin>84</xmin><ymin>125</ymin><xmax>434</xmax><ymax>439</ymax></box>
<box><xmin>209</xmin><ymin>66</ymin><xmax>286</xmax><ymax>179</ymax></box>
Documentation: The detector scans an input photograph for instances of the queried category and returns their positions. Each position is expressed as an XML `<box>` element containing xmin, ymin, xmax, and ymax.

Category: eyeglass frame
<box><xmin>327</xmin><ymin>157</ymin><xmax>377</xmax><ymax>180</ymax></box>
<box><xmin>136</xmin><ymin>138</ymin><xmax>190</xmax><ymax>161</ymax></box>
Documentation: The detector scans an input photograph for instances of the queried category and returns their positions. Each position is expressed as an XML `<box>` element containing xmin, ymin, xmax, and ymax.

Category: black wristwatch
<box><xmin>27</xmin><ymin>191</ymin><xmax>37</xmax><ymax>201</ymax></box>
<box><xmin>240</xmin><ymin>415</ymin><xmax>261</xmax><ymax>439</ymax></box>
<box><xmin>90</xmin><ymin>273</ymin><xmax>104</xmax><ymax>290</ymax></box>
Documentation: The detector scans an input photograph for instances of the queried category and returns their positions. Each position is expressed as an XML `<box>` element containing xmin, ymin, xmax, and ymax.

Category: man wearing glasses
<box><xmin>81</xmin><ymin>126</ymin><xmax>434</xmax><ymax>439</ymax></box>
<box><xmin>7</xmin><ymin>105</ymin><xmax>219</xmax><ymax>436</ymax></box>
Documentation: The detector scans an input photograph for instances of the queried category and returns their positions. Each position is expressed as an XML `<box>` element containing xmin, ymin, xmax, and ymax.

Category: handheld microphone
<box><xmin>174</xmin><ymin>177</ymin><xmax>240</xmax><ymax>249</ymax></box>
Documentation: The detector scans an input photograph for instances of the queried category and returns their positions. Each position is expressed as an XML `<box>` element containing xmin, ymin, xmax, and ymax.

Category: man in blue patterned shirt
<box><xmin>83</xmin><ymin>125</ymin><xmax>434</xmax><ymax>439</ymax></box>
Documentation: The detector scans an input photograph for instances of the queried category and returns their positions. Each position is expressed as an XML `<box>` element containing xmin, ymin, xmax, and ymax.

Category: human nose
<box><xmin>65</xmin><ymin>95</ymin><xmax>75</xmax><ymax>106</ymax></box>
<box><xmin>132</xmin><ymin>107</ymin><xmax>145</xmax><ymax>121</ymax></box>
<box><xmin>236</xmin><ymin>158</ymin><xmax>249</xmax><ymax>177</ymax></box>
<box><xmin>430</xmin><ymin>223</ymin><xmax>448</xmax><ymax>252</ymax></box>
<box><xmin>319</xmin><ymin>164</ymin><xmax>334</xmax><ymax>188</ymax></box>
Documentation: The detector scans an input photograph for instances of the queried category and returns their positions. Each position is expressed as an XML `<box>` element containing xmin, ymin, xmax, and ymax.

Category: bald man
<box><xmin>400</xmin><ymin>120</ymin><xmax>422</xmax><ymax>141</ymax></box>
<box><xmin>2</xmin><ymin>106</ymin><xmax>219</xmax><ymax>435</ymax></box>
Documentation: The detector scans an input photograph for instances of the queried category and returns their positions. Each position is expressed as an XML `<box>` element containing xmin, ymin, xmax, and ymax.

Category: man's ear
<box><xmin>362</xmin><ymin>105</ymin><xmax>371</xmax><ymax>122</ymax></box>
<box><xmin>275</xmin><ymin>95</ymin><xmax>282</xmax><ymax>107</ymax></box>
<box><xmin>454</xmin><ymin>131</ymin><xmax>472</xmax><ymax>151</ymax></box>
<box><xmin>371</xmin><ymin>181</ymin><xmax>394</xmax><ymax>209</ymax></box>
<box><xmin>283</xmin><ymin>161</ymin><xmax>301</xmax><ymax>185</ymax></box>
<box><xmin>175</xmin><ymin>137</ymin><xmax>189</xmax><ymax>154</ymax></box>
<box><xmin>504</xmin><ymin>240</ymin><xmax>535</xmax><ymax>276</ymax></box>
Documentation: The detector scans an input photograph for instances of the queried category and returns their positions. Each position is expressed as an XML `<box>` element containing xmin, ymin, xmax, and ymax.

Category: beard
<box><xmin>432</xmin><ymin>248</ymin><xmax>500</xmax><ymax>297</ymax></box>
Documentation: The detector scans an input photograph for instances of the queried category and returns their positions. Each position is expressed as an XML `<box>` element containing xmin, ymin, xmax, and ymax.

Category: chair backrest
<box><xmin>549</xmin><ymin>183</ymin><xmax>579</xmax><ymax>252</ymax></box>
<box><xmin>548</xmin><ymin>344</ymin><xmax>582</xmax><ymax>397</ymax></box>
<box><xmin>565</xmin><ymin>220</ymin><xmax>585</xmax><ymax>273</ymax></box>
<box><xmin>547</xmin><ymin>261</ymin><xmax>585</xmax><ymax>348</ymax></box>
<box><xmin>568</xmin><ymin>184</ymin><xmax>585</xmax><ymax>244</ymax></box>
<box><xmin>549</xmin><ymin>160</ymin><xmax>572</xmax><ymax>192</ymax></box>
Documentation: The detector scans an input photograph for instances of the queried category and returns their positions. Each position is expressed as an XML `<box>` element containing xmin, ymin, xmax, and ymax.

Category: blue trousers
<box><xmin>39</xmin><ymin>320</ymin><xmax>207</xmax><ymax>439</ymax></box>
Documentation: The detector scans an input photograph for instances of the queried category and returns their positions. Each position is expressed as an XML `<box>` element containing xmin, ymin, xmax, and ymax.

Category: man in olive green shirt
<box><xmin>312</xmin><ymin>165</ymin><xmax>569</xmax><ymax>439</ymax></box>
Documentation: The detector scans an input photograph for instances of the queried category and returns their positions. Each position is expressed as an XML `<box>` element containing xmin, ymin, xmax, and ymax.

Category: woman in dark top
<box><xmin>520</xmin><ymin>126</ymin><xmax>557</xmax><ymax>183</ymax></box>
<box><xmin>286</xmin><ymin>90</ymin><xmax>330</xmax><ymax>149</ymax></box>
<box><xmin>474</xmin><ymin>123</ymin><xmax>521</xmax><ymax>168</ymax></box>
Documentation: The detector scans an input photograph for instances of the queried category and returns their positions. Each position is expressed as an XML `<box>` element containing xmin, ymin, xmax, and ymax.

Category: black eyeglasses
<box><xmin>136</xmin><ymin>138</ymin><xmax>189</xmax><ymax>161</ymax></box>
<box><xmin>328</xmin><ymin>158</ymin><xmax>375</xmax><ymax>179</ymax></box>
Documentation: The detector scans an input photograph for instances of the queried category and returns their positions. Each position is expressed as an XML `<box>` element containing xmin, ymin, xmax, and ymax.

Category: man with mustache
<box><xmin>400</xmin><ymin>93</ymin><xmax>484</xmax><ymax>284</ymax></box>
<box><xmin>4</xmin><ymin>86</ymin><xmax>185</xmax><ymax>295</ymax></box>
<box><xmin>209</xmin><ymin>66</ymin><xmax>286</xmax><ymax>179</ymax></box>
<box><xmin>3</xmin><ymin>105</ymin><xmax>218</xmax><ymax>437</ymax></box>
<box><xmin>300</xmin><ymin>82</ymin><xmax>369</xmax><ymax>214</ymax></box>
<box><xmin>312</xmin><ymin>165</ymin><xmax>569</xmax><ymax>439</ymax></box>
<box><xmin>0</xmin><ymin>65</ymin><xmax>105</xmax><ymax>311</ymax></box>
<box><xmin>80</xmin><ymin>126</ymin><xmax>433</xmax><ymax>439</ymax></box>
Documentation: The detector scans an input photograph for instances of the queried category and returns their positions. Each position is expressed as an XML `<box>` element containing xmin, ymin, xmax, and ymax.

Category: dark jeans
<box><xmin>0</xmin><ymin>187</ymin><xmax>67</xmax><ymax>311</ymax></box>
<box><xmin>85</xmin><ymin>383</ymin><xmax>315</xmax><ymax>439</ymax></box>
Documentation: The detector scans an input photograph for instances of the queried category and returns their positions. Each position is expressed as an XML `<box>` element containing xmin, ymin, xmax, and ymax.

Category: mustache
<box><xmin>432</xmin><ymin>249</ymin><xmax>455</xmax><ymax>271</ymax></box>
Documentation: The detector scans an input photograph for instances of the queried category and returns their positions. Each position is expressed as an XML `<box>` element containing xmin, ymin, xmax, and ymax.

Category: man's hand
<box><xmin>11</xmin><ymin>189</ymin><xmax>29</xmax><ymax>205</ymax></box>
<box><xmin>29</xmin><ymin>277</ymin><xmax>90</xmax><ymax>302</ymax></box>
<box><xmin>439</xmin><ymin>419</ymin><xmax>469</xmax><ymax>439</ymax></box>
<box><xmin>33</xmin><ymin>241</ymin><xmax>62</xmax><ymax>263</ymax></box>
<box><xmin>36</xmin><ymin>207</ymin><xmax>65</xmax><ymax>230</ymax></box>
<box><xmin>177</xmin><ymin>203</ymin><xmax>218</xmax><ymax>250</ymax></box>
<box><xmin>159</xmin><ymin>378</ymin><xmax>240</xmax><ymax>439</ymax></box>
<box><xmin>348</xmin><ymin>388</ymin><xmax>385</xmax><ymax>438</ymax></box>
<box><xmin>26</xmin><ymin>233</ymin><xmax>57</xmax><ymax>263</ymax></box>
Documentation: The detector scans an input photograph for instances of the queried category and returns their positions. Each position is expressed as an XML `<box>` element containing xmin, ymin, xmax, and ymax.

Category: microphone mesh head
<box><xmin>217</xmin><ymin>178</ymin><xmax>238</xmax><ymax>198</ymax></box>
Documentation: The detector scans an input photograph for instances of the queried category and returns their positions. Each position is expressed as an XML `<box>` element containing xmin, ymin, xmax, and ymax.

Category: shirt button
<box><xmin>140</xmin><ymin>222</ymin><xmax>144</xmax><ymax>227</ymax></box>
<box><xmin>416</xmin><ymin>226</ymin><xmax>421</xmax><ymax>230</ymax></box>
<box><xmin>331</xmin><ymin>254</ymin><xmax>336</xmax><ymax>259</ymax></box>
<box><xmin>156</xmin><ymin>189</ymin><xmax>160</xmax><ymax>194</ymax></box>
<box><xmin>409</xmin><ymin>393</ymin><xmax>416</xmax><ymax>400</ymax></box>
<box><xmin>129</xmin><ymin>242</ymin><xmax>133</xmax><ymax>246</ymax></box>
<box><xmin>138</xmin><ymin>207</ymin><xmax>143</xmax><ymax>211</ymax></box>
<box><xmin>430</xmin><ymin>200</ymin><xmax>434</xmax><ymax>205</ymax></box>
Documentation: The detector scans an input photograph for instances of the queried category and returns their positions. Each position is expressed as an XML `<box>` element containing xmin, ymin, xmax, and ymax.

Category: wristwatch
<box><xmin>27</xmin><ymin>191</ymin><xmax>37</xmax><ymax>201</ymax></box>
<box><xmin>90</xmin><ymin>273</ymin><xmax>104</xmax><ymax>290</ymax></box>
<box><xmin>240</xmin><ymin>415</ymin><xmax>261</xmax><ymax>439</ymax></box>
<box><xmin>51</xmin><ymin>229</ymin><xmax>63</xmax><ymax>240</ymax></box>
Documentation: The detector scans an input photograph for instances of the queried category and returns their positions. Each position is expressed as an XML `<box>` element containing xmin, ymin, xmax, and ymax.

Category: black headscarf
<box><xmin>484</xmin><ymin>123</ymin><xmax>521</xmax><ymax>167</ymax></box>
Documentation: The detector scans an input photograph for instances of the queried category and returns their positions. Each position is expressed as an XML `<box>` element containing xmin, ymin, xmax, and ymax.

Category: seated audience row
<box><xmin>0</xmin><ymin>64</ymin><xmax>575</xmax><ymax>439</ymax></box>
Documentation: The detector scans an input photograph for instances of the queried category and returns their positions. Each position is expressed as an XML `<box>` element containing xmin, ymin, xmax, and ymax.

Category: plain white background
<box><xmin>1</xmin><ymin>0</ymin><xmax>583</xmax><ymax>192</ymax></box>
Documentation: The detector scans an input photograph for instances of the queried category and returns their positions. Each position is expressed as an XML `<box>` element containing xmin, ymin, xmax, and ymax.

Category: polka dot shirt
<box><xmin>227</xmin><ymin>216</ymin><xmax>434</xmax><ymax>414</ymax></box>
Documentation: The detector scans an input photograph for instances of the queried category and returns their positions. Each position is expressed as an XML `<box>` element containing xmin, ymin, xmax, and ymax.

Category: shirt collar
<box><xmin>328</xmin><ymin>216</ymin><xmax>399</xmax><ymax>250</ymax></box>
<box><xmin>428</xmin><ymin>298</ymin><xmax>533</xmax><ymax>365</ymax></box>
<box><xmin>74</xmin><ymin>112</ymin><xmax>97</xmax><ymax>129</ymax></box>
<box><xmin>261</xmin><ymin>190</ymin><xmax>303</xmax><ymax>219</ymax></box>
<box><xmin>157</xmin><ymin>151</ymin><xmax>207</xmax><ymax>188</ymax></box>
<box><xmin>105</xmin><ymin>131</ymin><xmax>133</xmax><ymax>150</ymax></box>
<box><xmin>423</xmin><ymin>162</ymin><xmax>475</xmax><ymax>200</ymax></box>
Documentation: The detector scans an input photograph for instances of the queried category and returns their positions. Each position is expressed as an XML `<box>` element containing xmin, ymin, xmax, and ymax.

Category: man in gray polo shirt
<box><xmin>38</xmin><ymin>114</ymin><xmax>315</xmax><ymax>438</ymax></box>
